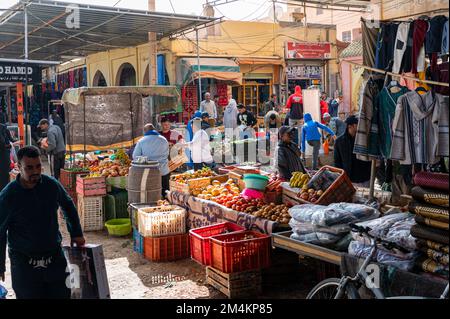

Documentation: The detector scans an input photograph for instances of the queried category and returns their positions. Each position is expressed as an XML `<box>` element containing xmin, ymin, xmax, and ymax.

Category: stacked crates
<box><xmin>76</xmin><ymin>174</ymin><xmax>106</xmax><ymax>231</ymax></box>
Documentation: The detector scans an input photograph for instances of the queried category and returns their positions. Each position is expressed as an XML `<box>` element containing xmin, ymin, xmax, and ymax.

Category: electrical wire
<box><xmin>168</xmin><ymin>0</ymin><xmax>176</xmax><ymax>13</ymax></box>
<box><xmin>112</xmin><ymin>0</ymin><xmax>123</xmax><ymax>7</ymax></box>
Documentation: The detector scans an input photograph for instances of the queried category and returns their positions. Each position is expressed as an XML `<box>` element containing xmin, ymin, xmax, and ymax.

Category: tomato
<box><xmin>241</xmin><ymin>204</ymin><xmax>248</xmax><ymax>210</ymax></box>
<box><xmin>226</xmin><ymin>202</ymin><xmax>232</xmax><ymax>208</ymax></box>
<box><xmin>235</xmin><ymin>205</ymin><xmax>241</xmax><ymax>211</ymax></box>
<box><xmin>231</xmin><ymin>204</ymin><xmax>237</xmax><ymax>210</ymax></box>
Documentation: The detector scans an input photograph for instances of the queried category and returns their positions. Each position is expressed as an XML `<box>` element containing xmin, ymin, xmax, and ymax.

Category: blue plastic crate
<box><xmin>133</xmin><ymin>227</ymin><xmax>144</xmax><ymax>255</ymax></box>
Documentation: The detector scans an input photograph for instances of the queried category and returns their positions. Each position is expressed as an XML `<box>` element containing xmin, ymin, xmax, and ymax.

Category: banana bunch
<box><xmin>290</xmin><ymin>172</ymin><xmax>310</xmax><ymax>188</ymax></box>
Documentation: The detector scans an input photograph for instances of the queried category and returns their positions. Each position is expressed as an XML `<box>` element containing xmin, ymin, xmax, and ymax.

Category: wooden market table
<box><xmin>271</xmin><ymin>231</ymin><xmax>343</xmax><ymax>265</ymax></box>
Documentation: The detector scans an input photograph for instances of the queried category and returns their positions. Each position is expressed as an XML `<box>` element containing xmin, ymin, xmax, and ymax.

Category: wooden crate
<box><xmin>206</xmin><ymin>266</ymin><xmax>262</xmax><ymax>299</ymax></box>
<box><xmin>76</xmin><ymin>175</ymin><xmax>107</xmax><ymax>197</ymax></box>
<box><xmin>169</xmin><ymin>176</ymin><xmax>211</xmax><ymax>194</ymax></box>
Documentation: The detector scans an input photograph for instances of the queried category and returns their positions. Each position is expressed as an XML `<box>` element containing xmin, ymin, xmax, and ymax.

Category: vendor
<box><xmin>133</xmin><ymin>124</ymin><xmax>170</xmax><ymax>197</ymax></box>
<box><xmin>237</xmin><ymin>104</ymin><xmax>257</xmax><ymax>139</ymax></box>
<box><xmin>334</xmin><ymin>116</ymin><xmax>371</xmax><ymax>187</ymax></box>
<box><xmin>159</xmin><ymin>117</ymin><xmax>182</xmax><ymax>147</ymax></box>
<box><xmin>264</xmin><ymin>110</ymin><xmax>281</xmax><ymax>130</ymax></box>
<box><xmin>38</xmin><ymin>119</ymin><xmax>66</xmax><ymax>180</ymax></box>
<box><xmin>277</xmin><ymin>126</ymin><xmax>306</xmax><ymax>180</ymax></box>
<box><xmin>182</xmin><ymin>118</ymin><xmax>214</xmax><ymax>171</ymax></box>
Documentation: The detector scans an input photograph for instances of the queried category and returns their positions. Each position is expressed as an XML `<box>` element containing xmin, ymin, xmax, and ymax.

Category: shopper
<box><xmin>323</xmin><ymin>112</ymin><xmax>346</xmax><ymax>138</ymax></box>
<box><xmin>133</xmin><ymin>124</ymin><xmax>170</xmax><ymax>196</ymax></box>
<box><xmin>49</xmin><ymin>110</ymin><xmax>65</xmax><ymax>140</ymax></box>
<box><xmin>301</xmin><ymin>113</ymin><xmax>336</xmax><ymax>170</ymax></box>
<box><xmin>183</xmin><ymin>118</ymin><xmax>214</xmax><ymax>170</ymax></box>
<box><xmin>223</xmin><ymin>96</ymin><xmax>238</xmax><ymax>132</ymax></box>
<box><xmin>0</xmin><ymin>123</ymin><xmax>14</xmax><ymax>191</ymax></box>
<box><xmin>263</xmin><ymin>94</ymin><xmax>278</xmax><ymax>115</ymax></box>
<box><xmin>237</xmin><ymin>104</ymin><xmax>257</xmax><ymax>139</ymax></box>
<box><xmin>199</xmin><ymin>92</ymin><xmax>217</xmax><ymax>125</ymax></box>
<box><xmin>264</xmin><ymin>110</ymin><xmax>281</xmax><ymax>130</ymax></box>
<box><xmin>277</xmin><ymin>126</ymin><xmax>306</xmax><ymax>180</ymax></box>
<box><xmin>201</xmin><ymin>112</ymin><xmax>211</xmax><ymax>131</ymax></box>
<box><xmin>320</xmin><ymin>92</ymin><xmax>329</xmax><ymax>124</ymax></box>
<box><xmin>334</xmin><ymin>115</ymin><xmax>372</xmax><ymax>186</ymax></box>
<box><xmin>0</xmin><ymin>145</ymin><xmax>85</xmax><ymax>299</ymax></box>
<box><xmin>328</xmin><ymin>94</ymin><xmax>342</xmax><ymax>118</ymax></box>
<box><xmin>38</xmin><ymin>119</ymin><xmax>66</xmax><ymax>180</ymax></box>
<box><xmin>286</xmin><ymin>85</ymin><xmax>304</xmax><ymax>127</ymax></box>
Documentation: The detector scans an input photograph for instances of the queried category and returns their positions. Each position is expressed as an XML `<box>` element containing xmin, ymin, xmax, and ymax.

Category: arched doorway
<box><xmin>116</xmin><ymin>63</ymin><xmax>136</xmax><ymax>86</ymax></box>
<box><xmin>92</xmin><ymin>70</ymin><xmax>107</xmax><ymax>87</ymax></box>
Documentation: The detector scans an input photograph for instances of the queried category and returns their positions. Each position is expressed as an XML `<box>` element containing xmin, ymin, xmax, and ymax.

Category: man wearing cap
<box><xmin>38</xmin><ymin>119</ymin><xmax>66</xmax><ymax>180</ymax></box>
<box><xmin>334</xmin><ymin>116</ymin><xmax>371</xmax><ymax>186</ymax></box>
<box><xmin>323</xmin><ymin>112</ymin><xmax>346</xmax><ymax>138</ymax></box>
<box><xmin>277</xmin><ymin>126</ymin><xmax>306</xmax><ymax>180</ymax></box>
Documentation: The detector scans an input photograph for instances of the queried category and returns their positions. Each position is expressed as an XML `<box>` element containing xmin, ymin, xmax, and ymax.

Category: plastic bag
<box><xmin>289</xmin><ymin>219</ymin><xmax>351</xmax><ymax>235</ymax></box>
<box><xmin>352</xmin><ymin>213</ymin><xmax>417</xmax><ymax>251</ymax></box>
<box><xmin>306</xmin><ymin>168</ymin><xmax>340</xmax><ymax>191</ymax></box>
<box><xmin>288</xmin><ymin>203</ymin><xmax>380</xmax><ymax>227</ymax></box>
<box><xmin>348</xmin><ymin>241</ymin><xmax>418</xmax><ymax>271</ymax></box>
<box><xmin>290</xmin><ymin>231</ymin><xmax>343</xmax><ymax>245</ymax></box>
<box><xmin>0</xmin><ymin>284</ymin><xmax>7</xmax><ymax>299</ymax></box>
<box><xmin>323</xmin><ymin>139</ymin><xmax>329</xmax><ymax>155</ymax></box>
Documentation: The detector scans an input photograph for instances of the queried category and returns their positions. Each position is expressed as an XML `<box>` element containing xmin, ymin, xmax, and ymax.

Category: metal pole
<box><xmin>24</xmin><ymin>6</ymin><xmax>29</xmax><ymax>145</ymax></box>
<box><xmin>369</xmin><ymin>159</ymin><xmax>377</xmax><ymax>200</ymax></box>
<box><xmin>196</xmin><ymin>28</ymin><xmax>202</xmax><ymax>105</ymax></box>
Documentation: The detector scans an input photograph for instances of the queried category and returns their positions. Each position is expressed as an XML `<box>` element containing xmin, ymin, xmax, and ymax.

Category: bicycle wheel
<box><xmin>306</xmin><ymin>278</ymin><xmax>350</xmax><ymax>299</ymax></box>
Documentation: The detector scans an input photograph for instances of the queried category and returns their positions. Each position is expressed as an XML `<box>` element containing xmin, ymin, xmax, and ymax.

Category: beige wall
<box><xmin>56</xmin><ymin>20</ymin><xmax>339</xmax><ymax>94</ymax></box>
<box><xmin>372</xmin><ymin>0</ymin><xmax>448</xmax><ymax>20</ymax></box>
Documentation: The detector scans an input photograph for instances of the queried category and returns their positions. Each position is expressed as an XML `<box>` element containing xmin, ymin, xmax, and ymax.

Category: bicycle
<box><xmin>307</xmin><ymin>223</ymin><xmax>449</xmax><ymax>299</ymax></box>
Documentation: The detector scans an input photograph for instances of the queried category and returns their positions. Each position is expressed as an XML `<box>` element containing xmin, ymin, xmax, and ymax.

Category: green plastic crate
<box><xmin>104</xmin><ymin>189</ymin><xmax>129</xmax><ymax>221</ymax></box>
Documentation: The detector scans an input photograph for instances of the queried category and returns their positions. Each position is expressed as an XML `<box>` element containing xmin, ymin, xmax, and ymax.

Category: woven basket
<box><xmin>297</xmin><ymin>166</ymin><xmax>355</xmax><ymax>205</ymax></box>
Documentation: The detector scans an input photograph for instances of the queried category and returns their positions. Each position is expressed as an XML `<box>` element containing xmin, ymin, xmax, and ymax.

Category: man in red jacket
<box><xmin>320</xmin><ymin>92</ymin><xmax>329</xmax><ymax>124</ymax></box>
<box><xmin>286</xmin><ymin>85</ymin><xmax>304</xmax><ymax>128</ymax></box>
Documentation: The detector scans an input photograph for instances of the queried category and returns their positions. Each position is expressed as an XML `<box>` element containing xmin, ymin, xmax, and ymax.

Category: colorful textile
<box><xmin>391</xmin><ymin>91</ymin><xmax>449</xmax><ymax>165</ymax></box>
<box><xmin>412</xmin><ymin>19</ymin><xmax>429</xmax><ymax>73</ymax></box>
<box><xmin>413</xmin><ymin>172</ymin><xmax>450</xmax><ymax>192</ymax></box>
<box><xmin>410</xmin><ymin>224</ymin><xmax>449</xmax><ymax>245</ymax></box>
<box><xmin>409</xmin><ymin>201</ymin><xmax>449</xmax><ymax>222</ymax></box>
<box><xmin>415</xmin><ymin>215</ymin><xmax>449</xmax><ymax>231</ymax></box>
<box><xmin>416</xmin><ymin>239</ymin><xmax>449</xmax><ymax>254</ymax></box>
<box><xmin>416</xmin><ymin>257</ymin><xmax>449</xmax><ymax>278</ymax></box>
<box><xmin>411</xmin><ymin>186</ymin><xmax>449</xmax><ymax>208</ymax></box>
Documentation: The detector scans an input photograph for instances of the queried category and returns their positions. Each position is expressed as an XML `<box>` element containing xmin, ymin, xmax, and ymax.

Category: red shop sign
<box><xmin>285</xmin><ymin>42</ymin><xmax>331</xmax><ymax>59</ymax></box>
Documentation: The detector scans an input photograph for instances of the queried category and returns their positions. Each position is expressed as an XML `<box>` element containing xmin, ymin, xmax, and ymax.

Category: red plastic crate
<box><xmin>76</xmin><ymin>175</ymin><xmax>107</xmax><ymax>196</ymax></box>
<box><xmin>210</xmin><ymin>231</ymin><xmax>271</xmax><ymax>273</ymax></box>
<box><xmin>60</xmin><ymin>169</ymin><xmax>89</xmax><ymax>190</ymax></box>
<box><xmin>189</xmin><ymin>222</ymin><xmax>245</xmax><ymax>266</ymax></box>
<box><xmin>67</xmin><ymin>189</ymin><xmax>78</xmax><ymax>207</ymax></box>
<box><xmin>144</xmin><ymin>233</ymin><xmax>190</xmax><ymax>262</ymax></box>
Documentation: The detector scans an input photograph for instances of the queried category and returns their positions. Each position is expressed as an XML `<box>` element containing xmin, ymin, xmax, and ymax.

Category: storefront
<box><xmin>284</xmin><ymin>42</ymin><xmax>332</xmax><ymax>95</ymax></box>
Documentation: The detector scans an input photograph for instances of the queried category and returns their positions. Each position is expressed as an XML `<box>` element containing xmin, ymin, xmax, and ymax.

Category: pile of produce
<box><xmin>88</xmin><ymin>160</ymin><xmax>130</xmax><ymax>178</ymax></box>
<box><xmin>221</xmin><ymin>195</ymin><xmax>266</xmax><ymax>213</ymax></box>
<box><xmin>295</xmin><ymin>168</ymin><xmax>340</xmax><ymax>203</ymax></box>
<box><xmin>64</xmin><ymin>167</ymin><xmax>89</xmax><ymax>173</ymax></box>
<box><xmin>250</xmin><ymin>203</ymin><xmax>291</xmax><ymax>224</ymax></box>
<box><xmin>170</xmin><ymin>167</ymin><xmax>215</xmax><ymax>184</ymax></box>
<box><xmin>195</xmin><ymin>179</ymin><xmax>241</xmax><ymax>199</ymax></box>
<box><xmin>289</xmin><ymin>171</ymin><xmax>310</xmax><ymax>189</ymax></box>
<box><xmin>298</xmin><ymin>189</ymin><xmax>324</xmax><ymax>203</ymax></box>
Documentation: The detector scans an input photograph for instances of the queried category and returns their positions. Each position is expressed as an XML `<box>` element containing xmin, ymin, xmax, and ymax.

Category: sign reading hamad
<box><xmin>0</xmin><ymin>63</ymin><xmax>42</xmax><ymax>83</ymax></box>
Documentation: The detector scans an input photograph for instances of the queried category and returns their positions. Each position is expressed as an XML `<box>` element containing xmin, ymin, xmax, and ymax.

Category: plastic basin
<box><xmin>243</xmin><ymin>174</ymin><xmax>269</xmax><ymax>191</ymax></box>
<box><xmin>105</xmin><ymin>218</ymin><xmax>132</xmax><ymax>236</ymax></box>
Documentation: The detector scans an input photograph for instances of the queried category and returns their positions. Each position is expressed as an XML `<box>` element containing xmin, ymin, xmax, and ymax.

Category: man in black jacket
<box><xmin>334</xmin><ymin>116</ymin><xmax>371</xmax><ymax>186</ymax></box>
<box><xmin>237</xmin><ymin>104</ymin><xmax>257</xmax><ymax>139</ymax></box>
<box><xmin>277</xmin><ymin>126</ymin><xmax>306</xmax><ymax>180</ymax></box>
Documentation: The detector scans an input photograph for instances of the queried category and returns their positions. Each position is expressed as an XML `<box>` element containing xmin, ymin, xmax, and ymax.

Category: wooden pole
<box><xmin>148</xmin><ymin>0</ymin><xmax>157</xmax><ymax>86</ymax></box>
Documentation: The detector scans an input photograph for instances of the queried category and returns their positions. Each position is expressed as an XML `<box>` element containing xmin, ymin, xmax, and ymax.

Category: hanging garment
<box><xmin>374</xmin><ymin>26</ymin><xmax>384</xmax><ymax>69</ymax></box>
<box><xmin>379</xmin><ymin>23</ymin><xmax>399</xmax><ymax>71</ymax></box>
<box><xmin>426</xmin><ymin>62</ymin><xmax>449</xmax><ymax>95</ymax></box>
<box><xmin>353</xmin><ymin>79</ymin><xmax>381</xmax><ymax>161</ymax></box>
<box><xmin>392</xmin><ymin>22</ymin><xmax>411</xmax><ymax>74</ymax></box>
<box><xmin>400</xmin><ymin>23</ymin><xmax>415</xmax><ymax>73</ymax></box>
<box><xmin>391</xmin><ymin>91</ymin><xmax>449</xmax><ymax>165</ymax></box>
<box><xmin>412</xmin><ymin>19</ymin><xmax>429</xmax><ymax>73</ymax></box>
<box><xmin>362</xmin><ymin>21</ymin><xmax>379</xmax><ymax>68</ymax></box>
<box><xmin>425</xmin><ymin>15</ymin><xmax>448</xmax><ymax>55</ymax></box>
<box><xmin>377</xmin><ymin>86</ymin><xmax>410</xmax><ymax>158</ymax></box>
<box><xmin>442</xmin><ymin>20</ymin><xmax>449</xmax><ymax>55</ymax></box>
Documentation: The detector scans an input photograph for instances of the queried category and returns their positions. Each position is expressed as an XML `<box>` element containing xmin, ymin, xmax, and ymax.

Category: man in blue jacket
<box><xmin>301</xmin><ymin>113</ymin><xmax>336</xmax><ymax>170</ymax></box>
<box><xmin>0</xmin><ymin>146</ymin><xmax>85</xmax><ymax>299</ymax></box>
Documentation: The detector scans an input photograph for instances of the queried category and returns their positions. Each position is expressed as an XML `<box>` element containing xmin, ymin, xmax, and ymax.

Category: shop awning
<box><xmin>178</xmin><ymin>58</ymin><xmax>242</xmax><ymax>85</ymax></box>
<box><xmin>236</xmin><ymin>57</ymin><xmax>284</xmax><ymax>66</ymax></box>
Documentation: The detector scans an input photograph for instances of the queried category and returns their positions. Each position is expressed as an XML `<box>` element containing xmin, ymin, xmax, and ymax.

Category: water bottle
<box><xmin>0</xmin><ymin>284</ymin><xmax>7</xmax><ymax>299</ymax></box>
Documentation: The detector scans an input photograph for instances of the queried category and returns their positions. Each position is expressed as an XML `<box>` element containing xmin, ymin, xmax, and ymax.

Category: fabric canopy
<box><xmin>236</xmin><ymin>57</ymin><xmax>284</xmax><ymax>66</ymax></box>
<box><xmin>178</xmin><ymin>58</ymin><xmax>242</xmax><ymax>85</ymax></box>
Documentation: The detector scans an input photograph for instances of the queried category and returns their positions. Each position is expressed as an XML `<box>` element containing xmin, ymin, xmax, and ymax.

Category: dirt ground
<box><xmin>3</xmin><ymin>224</ymin><xmax>315</xmax><ymax>299</ymax></box>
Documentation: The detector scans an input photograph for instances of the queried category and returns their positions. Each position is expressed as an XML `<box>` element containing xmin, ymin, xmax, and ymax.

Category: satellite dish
<box><xmin>268</xmin><ymin>4</ymin><xmax>284</xmax><ymax>21</ymax></box>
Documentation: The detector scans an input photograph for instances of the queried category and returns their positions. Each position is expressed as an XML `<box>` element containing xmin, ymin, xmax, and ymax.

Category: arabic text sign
<box><xmin>286</xmin><ymin>42</ymin><xmax>331</xmax><ymax>59</ymax></box>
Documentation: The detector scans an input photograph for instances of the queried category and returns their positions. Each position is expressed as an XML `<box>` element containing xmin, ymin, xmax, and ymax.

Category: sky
<box><xmin>0</xmin><ymin>0</ymin><xmax>284</xmax><ymax>21</ymax></box>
